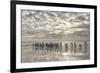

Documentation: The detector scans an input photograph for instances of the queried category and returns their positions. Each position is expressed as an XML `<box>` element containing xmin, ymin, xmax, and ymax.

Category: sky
<box><xmin>21</xmin><ymin>9</ymin><xmax>90</xmax><ymax>39</ymax></box>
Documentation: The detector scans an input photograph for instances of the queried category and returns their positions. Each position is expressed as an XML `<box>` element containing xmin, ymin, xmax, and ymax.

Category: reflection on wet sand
<box><xmin>21</xmin><ymin>39</ymin><xmax>90</xmax><ymax>63</ymax></box>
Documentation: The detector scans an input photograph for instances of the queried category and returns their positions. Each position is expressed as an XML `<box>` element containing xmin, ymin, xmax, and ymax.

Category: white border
<box><xmin>16</xmin><ymin>4</ymin><xmax>94</xmax><ymax>69</ymax></box>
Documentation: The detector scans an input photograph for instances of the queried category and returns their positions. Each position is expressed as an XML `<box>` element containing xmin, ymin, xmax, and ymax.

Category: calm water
<box><xmin>21</xmin><ymin>38</ymin><xmax>90</xmax><ymax>63</ymax></box>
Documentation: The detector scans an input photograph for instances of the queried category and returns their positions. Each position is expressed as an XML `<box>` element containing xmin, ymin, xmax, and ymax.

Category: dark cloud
<box><xmin>71</xmin><ymin>24</ymin><xmax>90</xmax><ymax>29</ymax></box>
<box><xmin>68</xmin><ymin>30</ymin><xmax>90</xmax><ymax>36</ymax></box>
<box><xmin>75</xmin><ymin>16</ymin><xmax>88</xmax><ymax>21</ymax></box>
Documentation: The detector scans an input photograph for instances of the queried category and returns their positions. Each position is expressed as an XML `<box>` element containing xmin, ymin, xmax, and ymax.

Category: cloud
<box><xmin>71</xmin><ymin>30</ymin><xmax>90</xmax><ymax>36</ymax></box>
<box><xmin>70</xmin><ymin>23</ymin><xmax>90</xmax><ymax>29</ymax></box>
<box><xmin>21</xmin><ymin>10</ymin><xmax>90</xmax><ymax>38</ymax></box>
